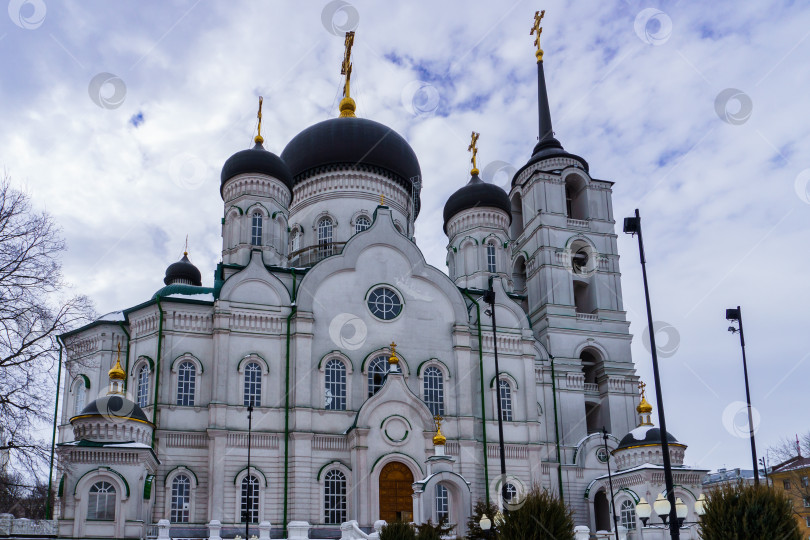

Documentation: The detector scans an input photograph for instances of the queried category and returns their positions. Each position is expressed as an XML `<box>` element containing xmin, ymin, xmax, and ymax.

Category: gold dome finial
<box><xmin>339</xmin><ymin>31</ymin><xmax>357</xmax><ymax>118</ymax></box>
<box><xmin>637</xmin><ymin>381</ymin><xmax>653</xmax><ymax>425</ymax></box>
<box><xmin>254</xmin><ymin>96</ymin><xmax>264</xmax><ymax>144</ymax></box>
<box><xmin>468</xmin><ymin>131</ymin><xmax>480</xmax><ymax>176</ymax></box>
<box><xmin>433</xmin><ymin>415</ymin><xmax>446</xmax><ymax>446</ymax></box>
<box><xmin>388</xmin><ymin>341</ymin><xmax>399</xmax><ymax>365</ymax></box>
<box><xmin>109</xmin><ymin>343</ymin><xmax>126</xmax><ymax>381</ymax></box>
<box><xmin>530</xmin><ymin>10</ymin><xmax>546</xmax><ymax>62</ymax></box>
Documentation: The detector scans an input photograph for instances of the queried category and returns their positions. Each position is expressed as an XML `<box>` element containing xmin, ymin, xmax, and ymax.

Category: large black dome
<box><xmin>73</xmin><ymin>395</ymin><xmax>150</xmax><ymax>424</ymax></box>
<box><xmin>443</xmin><ymin>175</ymin><xmax>512</xmax><ymax>232</ymax></box>
<box><xmin>281</xmin><ymin>117</ymin><xmax>422</xmax><ymax>215</ymax></box>
<box><xmin>220</xmin><ymin>141</ymin><xmax>294</xmax><ymax>195</ymax></box>
<box><xmin>615</xmin><ymin>426</ymin><xmax>681</xmax><ymax>451</ymax></box>
<box><xmin>164</xmin><ymin>253</ymin><xmax>202</xmax><ymax>286</ymax></box>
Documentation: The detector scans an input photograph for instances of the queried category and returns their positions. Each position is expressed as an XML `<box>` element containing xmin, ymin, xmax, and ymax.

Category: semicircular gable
<box><xmin>218</xmin><ymin>250</ymin><xmax>291</xmax><ymax>305</ymax></box>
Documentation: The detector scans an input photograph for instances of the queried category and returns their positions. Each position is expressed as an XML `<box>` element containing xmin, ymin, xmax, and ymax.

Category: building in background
<box><xmin>769</xmin><ymin>455</ymin><xmax>810</xmax><ymax>533</ymax></box>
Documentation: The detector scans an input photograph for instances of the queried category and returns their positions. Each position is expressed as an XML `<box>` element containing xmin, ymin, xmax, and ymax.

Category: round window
<box><xmin>367</xmin><ymin>287</ymin><xmax>402</xmax><ymax>321</ymax></box>
<box><xmin>596</xmin><ymin>447</ymin><xmax>609</xmax><ymax>463</ymax></box>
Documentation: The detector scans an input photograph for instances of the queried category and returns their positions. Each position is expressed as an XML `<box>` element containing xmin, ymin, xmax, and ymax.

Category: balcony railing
<box><xmin>567</xmin><ymin>218</ymin><xmax>589</xmax><ymax>229</ymax></box>
<box><xmin>576</xmin><ymin>312</ymin><xmax>599</xmax><ymax>321</ymax></box>
<box><xmin>288</xmin><ymin>242</ymin><xmax>347</xmax><ymax>267</ymax></box>
<box><xmin>584</xmin><ymin>383</ymin><xmax>599</xmax><ymax>393</ymax></box>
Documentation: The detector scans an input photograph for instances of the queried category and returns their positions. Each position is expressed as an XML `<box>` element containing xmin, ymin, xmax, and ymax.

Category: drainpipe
<box><xmin>461</xmin><ymin>288</ymin><xmax>490</xmax><ymax>505</ymax></box>
<box><xmin>46</xmin><ymin>337</ymin><xmax>64</xmax><ymax>519</ymax></box>
<box><xmin>549</xmin><ymin>355</ymin><xmax>564</xmax><ymax>500</ymax></box>
<box><xmin>151</xmin><ymin>296</ymin><xmax>165</xmax><ymax>449</ymax></box>
<box><xmin>118</xmin><ymin>323</ymin><xmax>131</xmax><ymax>390</ymax></box>
<box><xmin>283</xmin><ymin>269</ymin><xmax>297</xmax><ymax>537</ymax></box>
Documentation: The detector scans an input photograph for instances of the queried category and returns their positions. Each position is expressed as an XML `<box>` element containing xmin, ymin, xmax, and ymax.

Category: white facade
<box><xmin>53</xmin><ymin>47</ymin><xmax>702</xmax><ymax>540</ymax></box>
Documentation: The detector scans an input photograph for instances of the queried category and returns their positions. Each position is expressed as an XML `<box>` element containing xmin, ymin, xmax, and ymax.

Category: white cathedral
<box><xmin>54</xmin><ymin>23</ymin><xmax>707</xmax><ymax>540</ymax></box>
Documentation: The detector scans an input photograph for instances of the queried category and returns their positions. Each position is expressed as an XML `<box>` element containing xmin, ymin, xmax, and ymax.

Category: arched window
<box><xmin>355</xmin><ymin>216</ymin><xmax>371</xmax><ymax>234</ymax></box>
<box><xmin>325</xmin><ymin>359</ymin><xmax>346</xmax><ymax>410</ymax></box>
<box><xmin>170</xmin><ymin>474</ymin><xmax>191</xmax><ymax>523</ymax></box>
<box><xmin>435</xmin><ymin>483</ymin><xmax>449</xmax><ymax>521</ymax></box>
<box><xmin>241</xmin><ymin>475</ymin><xmax>259</xmax><ymax>523</ymax></box>
<box><xmin>177</xmin><ymin>361</ymin><xmax>196</xmax><ymax>406</ymax></box>
<box><xmin>486</xmin><ymin>243</ymin><xmax>496</xmax><ymax>273</ymax></box>
<box><xmin>324</xmin><ymin>469</ymin><xmax>347</xmax><ymax>524</ymax></box>
<box><xmin>317</xmin><ymin>217</ymin><xmax>333</xmax><ymax>258</ymax></box>
<box><xmin>251</xmin><ymin>212</ymin><xmax>263</xmax><ymax>246</ymax></box>
<box><xmin>87</xmin><ymin>481</ymin><xmax>116</xmax><ymax>520</ymax></box>
<box><xmin>136</xmin><ymin>365</ymin><xmax>149</xmax><ymax>408</ymax></box>
<box><xmin>423</xmin><ymin>366</ymin><xmax>444</xmax><ymax>417</ymax></box>
<box><xmin>368</xmin><ymin>356</ymin><xmax>388</xmax><ymax>397</ymax></box>
<box><xmin>498</xmin><ymin>380</ymin><xmax>513</xmax><ymax>422</ymax></box>
<box><xmin>243</xmin><ymin>362</ymin><xmax>262</xmax><ymax>407</ymax></box>
<box><xmin>620</xmin><ymin>499</ymin><xmax>636</xmax><ymax>530</ymax></box>
<box><xmin>290</xmin><ymin>229</ymin><xmax>301</xmax><ymax>253</ymax></box>
<box><xmin>74</xmin><ymin>379</ymin><xmax>87</xmax><ymax>415</ymax></box>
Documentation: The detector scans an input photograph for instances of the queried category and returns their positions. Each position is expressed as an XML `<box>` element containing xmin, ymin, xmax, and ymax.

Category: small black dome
<box><xmin>616</xmin><ymin>426</ymin><xmax>681</xmax><ymax>451</ymax></box>
<box><xmin>443</xmin><ymin>175</ymin><xmax>512</xmax><ymax>232</ymax></box>
<box><xmin>511</xmin><ymin>138</ymin><xmax>590</xmax><ymax>187</ymax></box>
<box><xmin>281</xmin><ymin>117</ymin><xmax>422</xmax><ymax>215</ymax></box>
<box><xmin>220</xmin><ymin>141</ymin><xmax>294</xmax><ymax>195</ymax></box>
<box><xmin>74</xmin><ymin>395</ymin><xmax>150</xmax><ymax>424</ymax></box>
<box><xmin>164</xmin><ymin>253</ymin><xmax>202</xmax><ymax>286</ymax></box>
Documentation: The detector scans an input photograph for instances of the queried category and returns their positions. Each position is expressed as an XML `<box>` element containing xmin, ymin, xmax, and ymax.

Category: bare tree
<box><xmin>0</xmin><ymin>175</ymin><xmax>94</xmax><ymax>472</ymax></box>
<box><xmin>768</xmin><ymin>431</ymin><xmax>810</xmax><ymax>463</ymax></box>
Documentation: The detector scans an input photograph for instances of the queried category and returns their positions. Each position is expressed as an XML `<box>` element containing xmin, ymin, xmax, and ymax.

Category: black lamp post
<box><xmin>484</xmin><ymin>276</ymin><xmax>508</xmax><ymax>502</ymax></box>
<box><xmin>601</xmin><ymin>427</ymin><xmax>620</xmax><ymax>540</ymax></box>
<box><xmin>623</xmin><ymin>209</ymin><xmax>679</xmax><ymax>539</ymax></box>
<box><xmin>726</xmin><ymin>306</ymin><xmax>759</xmax><ymax>486</ymax></box>
<box><xmin>245</xmin><ymin>400</ymin><xmax>254</xmax><ymax>539</ymax></box>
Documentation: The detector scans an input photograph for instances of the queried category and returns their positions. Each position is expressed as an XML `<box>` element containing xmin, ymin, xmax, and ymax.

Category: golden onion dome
<box><xmin>433</xmin><ymin>425</ymin><xmax>446</xmax><ymax>446</ymax></box>
<box><xmin>637</xmin><ymin>396</ymin><xmax>653</xmax><ymax>415</ymax></box>
<box><xmin>108</xmin><ymin>355</ymin><xmax>125</xmax><ymax>381</ymax></box>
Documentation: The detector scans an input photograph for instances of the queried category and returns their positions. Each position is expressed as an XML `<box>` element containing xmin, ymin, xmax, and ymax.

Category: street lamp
<box><xmin>479</xmin><ymin>513</ymin><xmax>492</xmax><ymax>539</ymax></box>
<box><xmin>601</xmin><ymin>427</ymin><xmax>620</xmax><ymax>540</ymax></box>
<box><xmin>653</xmin><ymin>493</ymin><xmax>671</xmax><ymax>526</ymax></box>
<box><xmin>636</xmin><ymin>498</ymin><xmax>652</xmax><ymax>527</ymax></box>
<box><xmin>726</xmin><ymin>306</ymin><xmax>760</xmax><ymax>486</ymax></box>
<box><xmin>484</xmin><ymin>276</ymin><xmax>507</xmax><ymax>501</ymax></box>
<box><xmin>675</xmin><ymin>498</ymin><xmax>687</xmax><ymax>527</ymax></box>
<box><xmin>623</xmin><ymin>209</ymin><xmax>679</xmax><ymax>539</ymax></box>
<box><xmin>694</xmin><ymin>494</ymin><xmax>706</xmax><ymax>517</ymax></box>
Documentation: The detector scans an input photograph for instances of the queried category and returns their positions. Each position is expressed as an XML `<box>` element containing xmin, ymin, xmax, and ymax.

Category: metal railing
<box><xmin>288</xmin><ymin>242</ymin><xmax>347</xmax><ymax>267</ymax></box>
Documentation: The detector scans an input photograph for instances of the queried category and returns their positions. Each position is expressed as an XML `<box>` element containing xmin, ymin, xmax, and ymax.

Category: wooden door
<box><xmin>378</xmin><ymin>462</ymin><xmax>414</xmax><ymax>523</ymax></box>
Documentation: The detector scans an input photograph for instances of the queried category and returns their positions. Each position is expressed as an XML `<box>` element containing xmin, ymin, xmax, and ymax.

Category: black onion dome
<box><xmin>220</xmin><ymin>141</ymin><xmax>294</xmax><ymax>195</ymax></box>
<box><xmin>443</xmin><ymin>175</ymin><xmax>512</xmax><ymax>233</ymax></box>
<box><xmin>615</xmin><ymin>426</ymin><xmax>681</xmax><ymax>451</ymax></box>
<box><xmin>73</xmin><ymin>395</ymin><xmax>150</xmax><ymax>424</ymax></box>
<box><xmin>164</xmin><ymin>253</ymin><xmax>202</xmax><ymax>286</ymax></box>
<box><xmin>281</xmin><ymin>117</ymin><xmax>422</xmax><ymax>215</ymax></box>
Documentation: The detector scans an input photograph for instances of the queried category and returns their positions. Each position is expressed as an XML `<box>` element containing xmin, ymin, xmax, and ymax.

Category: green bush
<box><xmin>700</xmin><ymin>483</ymin><xmax>801</xmax><ymax>540</ymax></box>
<box><xmin>466</xmin><ymin>499</ymin><xmax>502</xmax><ymax>540</ymax></box>
<box><xmin>497</xmin><ymin>487</ymin><xmax>574</xmax><ymax>540</ymax></box>
<box><xmin>380</xmin><ymin>520</ymin><xmax>416</xmax><ymax>540</ymax></box>
<box><xmin>415</xmin><ymin>516</ymin><xmax>454</xmax><ymax>540</ymax></box>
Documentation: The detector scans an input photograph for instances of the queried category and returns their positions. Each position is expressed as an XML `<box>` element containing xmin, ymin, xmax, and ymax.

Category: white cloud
<box><xmin>1</xmin><ymin>0</ymin><xmax>808</xmax><ymax>472</ymax></box>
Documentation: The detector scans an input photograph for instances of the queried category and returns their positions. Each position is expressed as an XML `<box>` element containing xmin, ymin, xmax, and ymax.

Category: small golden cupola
<box><xmin>637</xmin><ymin>381</ymin><xmax>653</xmax><ymax>426</ymax></box>
<box><xmin>433</xmin><ymin>415</ymin><xmax>446</xmax><ymax>447</ymax></box>
<box><xmin>388</xmin><ymin>341</ymin><xmax>399</xmax><ymax>365</ymax></box>
<box><xmin>107</xmin><ymin>343</ymin><xmax>126</xmax><ymax>395</ymax></box>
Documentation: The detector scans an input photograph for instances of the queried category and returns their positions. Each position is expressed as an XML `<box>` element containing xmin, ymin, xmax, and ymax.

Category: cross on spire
<box><xmin>638</xmin><ymin>381</ymin><xmax>647</xmax><ymax>399</ymax></box>
<box><xmin>255</xmin><ymin>96</ymin><xmax>264</xmax><ymax>144</ymax></box>
<box><xmin>339</xmin><ymin>31</ymin><xmax>357</xmax><ymax>117</ymax></box>
<box><xmin>468</xmin><ymin>131</ymin><xmax>480</xmax><ymax>176</ymax></box>
<box><xmin>531</xmin><ymin>10</ymin><xmax>546</xmax><ymax>62</ymax></box>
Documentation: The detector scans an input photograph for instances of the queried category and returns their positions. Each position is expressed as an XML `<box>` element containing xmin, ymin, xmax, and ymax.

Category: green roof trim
<box><xmin>57</xmin><ymin>474</ymin><xmax>65</xmax><ymax>498</ymax></box>
<box><xmin>143</xmin><ymin>475</ymin><xmax>154</xmax><ymax>499</ymax></box>
<box><xmin>73</xmin><ymin>467</ymin><xmax>130</xmax><ymax>498</ymax></box>
<box><xmin>151</xmin><ymin>284</ymin><xmax>215</xmax><ymax>301</ymax></box>
<box><xmin>316</xmin><ymin>460</ymin><xmax>351</xmax><ymax>481</ymax></box>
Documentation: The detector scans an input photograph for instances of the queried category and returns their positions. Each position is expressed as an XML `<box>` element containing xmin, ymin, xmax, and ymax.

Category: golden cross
<box><xmin>434</xmin><ymin>415</ymin><xmax>443</xmax><ymax>431</ymax></box>
<box><xmin>117</xmin><ymin>342</ymin><xmax>121</xmax><ymax>357</ymax></box>
<box><xmin>256</xmin><ymin>96</ymin><xmax>264</xmax><ymax>143</ymax></box>
<box><xmin>389</xmin><ymin>341</ymin><xmax>397</xmax><ymax>354</ymax></box>
<box><xmin>468</xmin><ymin>131</ymin><xmax>480</xmax><ymax>175</ymax></box>
<box><xmin>530</xmin><ymin>10</ymin><xmax>545</xmax><ymax>61</ymax></box>
<box><xmin>380</xmin><ymin>193</ymin><xmax>385</xmax><ymax>206</ymax></box>
<box><xmin>341</xmin><ymin>31</ymin><xmax>355</xmax><ymax>98</ymax></box>
<box><xmin>638</xmin><ymin>381</ymin><xmax>647</xmax><ymax>399</ymax></box>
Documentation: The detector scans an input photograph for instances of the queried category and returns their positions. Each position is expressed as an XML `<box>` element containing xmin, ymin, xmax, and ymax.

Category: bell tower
<box><xmin>511</xmin><ymin>11</ymin><xmax>638</xmax><ymax>446</ymax></box>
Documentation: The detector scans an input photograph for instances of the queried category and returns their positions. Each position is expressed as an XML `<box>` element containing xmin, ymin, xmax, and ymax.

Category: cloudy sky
<box><xmin>2</xmin><ymin>0</ymin><xmax>808</xmax><ymax>474</ymax></box>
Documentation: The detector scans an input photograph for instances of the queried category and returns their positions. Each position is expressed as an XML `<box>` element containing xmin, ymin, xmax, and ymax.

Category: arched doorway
<box><xmin>379</xmin><ymin>462</ymin><xmax>414</xmax><ymax>523</ymax></box>
<box><xmin>594</xmin><ymin>489</ymin><xmax>611</xmax><ymax>532</ymax></box>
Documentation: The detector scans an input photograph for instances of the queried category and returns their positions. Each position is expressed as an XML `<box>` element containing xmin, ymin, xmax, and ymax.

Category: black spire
<box><xmin>533</xmin><ymin>60</ymin><xmax>564</xmax><ymax>156</ymax></box>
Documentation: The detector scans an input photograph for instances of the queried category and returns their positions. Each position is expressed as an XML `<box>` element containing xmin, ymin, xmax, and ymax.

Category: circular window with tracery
<box><xmin>596</xmin><ymin>447</ymin><xmax>609</xmax><ymax>463</ymax></box>
<box><xmin>367</xmin><ymin>287</ymin><xmax>402</xmax><ymax>321</ymax></box>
